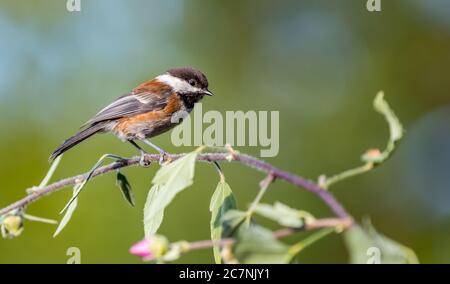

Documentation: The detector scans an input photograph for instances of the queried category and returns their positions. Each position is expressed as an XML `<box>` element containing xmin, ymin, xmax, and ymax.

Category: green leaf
<box><xmin>23</xmin><ymin>214</ymin><xmax>57</xmax><ymax>225</ymax></box>
<box><xmin>143</xmin><ymin>152</ymin><xmax>198</xmax><ymax>236</ymax></box>
<box><xmin>362</xmin><ymin>92</ymin><xmax>404</xmax><ymax>164</ymax></box>
<box><xmin>209</xmin><ymin>181</ymin><xmax>236</xmax><ymax>264</ymax></box>
<box><xmin>222</xmin><ymin>210</ymin><xmax>249</xmax><ymax>237</ymax></box>
<box><xmin>253</xmin><ymin>202</ymin><xmax>314</xmax><ymax>228</ymax></box>
<box><xmin>344</xmin><ymin>221</ymin><xmax>419</xmax><ymax>264</ymax></box>
<box><xmin>374</xmin><ymin>91</ymin><xmax>403</xmax><ymax>142</ymax></box>
<box><xmin>287</xmin><ymin>228</ymin><xmax>335</xmax><ymax>262</ymax></box>
<box><xmin>53</xmin><ymin>185</ymin><xmax>79</xmax><ymax>237</ymax></box>
<box><xmin>233</xmin><ymin>225</ymin><xmax>290</xmax><ymax>264</ymax></box>
<box><xmin>151</xmin><ymin>152</ymin><xmax>198</xmax><ymax>186</ymax></box>
<box><xmin>143</xmin><ymin>185</ymin><xmax>164</xmax><ymax>237</ymax></box>
<box><xmin>116</xmin><ymin>171</ymin><xmax>135</xmax><ymax>207</ymax></box>
<box><xmin>39</xmin><ymin>154</ymin><xmax>62</xmax><ymax>188</ymax></box>
<box><xmin>60</xmin><ymin>153</ymin><xmax>125</xmax><ymax>214</ymax></box>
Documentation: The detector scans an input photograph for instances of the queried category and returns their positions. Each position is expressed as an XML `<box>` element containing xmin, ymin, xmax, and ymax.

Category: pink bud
<box><xmin>130</xmin><ymin>235</ymin><xmax>169</xmax><ymax>260</ymax></box>
<box><xmin>129</xmin><ymin>239</ymin><xmax>153</xmax><ymax>258</ymax></box>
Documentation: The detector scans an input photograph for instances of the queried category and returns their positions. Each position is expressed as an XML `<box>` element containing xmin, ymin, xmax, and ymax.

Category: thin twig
<box><xmin>157</xmin><ymin>217</ymin><xmax>352</xmax><ymax>259</ymax></box>
<box><xmin>0</xmin><ymin>153</ymin><xmax>351</xmax><ymax>221</ymax></box>
<box><xmin>321</xmin><ymin>162</ymin><xmax>374</xmax><ymax>189</ymax></box>
<box><xmin>246</xmin><ymin>173</ymin><xmax>275</xmax><ymax>217</ymax></box>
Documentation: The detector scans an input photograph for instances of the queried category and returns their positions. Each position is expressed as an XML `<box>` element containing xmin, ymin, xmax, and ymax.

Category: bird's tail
<box><xmin>49</xmin><ymin>123</ymin><xmax>105</xmax><ymax>161</ymax></box>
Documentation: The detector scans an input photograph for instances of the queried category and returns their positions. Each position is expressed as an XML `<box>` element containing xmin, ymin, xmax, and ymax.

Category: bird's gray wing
<box><xmin>81</xmin><ymin>90</ymin><xmax>171</xmax><ymax>127</ymax></box>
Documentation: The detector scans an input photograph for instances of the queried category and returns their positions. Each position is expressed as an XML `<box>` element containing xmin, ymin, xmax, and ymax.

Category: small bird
<box><xmin>50</xmin><ymin>67</ymin><xmax>213</xmax><ymax>165</ymax></box>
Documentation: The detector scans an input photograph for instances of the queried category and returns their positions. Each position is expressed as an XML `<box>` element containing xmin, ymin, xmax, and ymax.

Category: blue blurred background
<box><xmin>0</xmin><ymin>0</ymin><xmax>449</xmax><ymax>263</ymax></box>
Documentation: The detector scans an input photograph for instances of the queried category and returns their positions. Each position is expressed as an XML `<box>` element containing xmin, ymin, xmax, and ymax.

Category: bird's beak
<box><xmin>203</xmin><ymin>89</ymin><xmax>214</xmax><ymax>96</ymax></box>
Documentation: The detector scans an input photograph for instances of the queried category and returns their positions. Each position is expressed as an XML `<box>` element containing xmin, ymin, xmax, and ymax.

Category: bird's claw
<box><xmin>159</xmin><ymin>152</ymin><xmax>172</xmax><ymax>166</ymax></box>
<box><xmin>139</xmin><ymin>155</ymin><xmax>151</xmax><ymax>167</ymax></box>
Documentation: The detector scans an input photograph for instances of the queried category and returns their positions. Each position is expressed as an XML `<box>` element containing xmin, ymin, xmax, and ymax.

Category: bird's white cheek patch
<box><xmin>156</xmin><ymin>74</ymin><xmax>200</xmax><ymax>94</ymax></box>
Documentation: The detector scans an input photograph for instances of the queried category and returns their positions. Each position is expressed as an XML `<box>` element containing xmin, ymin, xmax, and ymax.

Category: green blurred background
<box><xmin>1</xmin><ymin>0</ymin><xmax>449</xmax><ymax>263</ymax></box>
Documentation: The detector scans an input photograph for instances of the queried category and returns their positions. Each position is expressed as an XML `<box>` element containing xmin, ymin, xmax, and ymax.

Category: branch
<box><xmin>0</xmin><ymin>153</ymin><xmax>351</xmax><ymax>221</ymax></box>
<box><xmin>190</xmin><ymin>217</ymin><xmax>352</xmax><ymax>250</ymax></box>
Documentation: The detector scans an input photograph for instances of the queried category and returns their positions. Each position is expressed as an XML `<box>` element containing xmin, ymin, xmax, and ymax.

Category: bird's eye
<box><xmin>189</xmin><ymin>79</ymin><xmax>196</xmax><ymax>86</ymax></box>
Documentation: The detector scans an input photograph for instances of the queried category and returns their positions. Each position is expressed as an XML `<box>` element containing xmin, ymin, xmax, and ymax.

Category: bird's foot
<box><xmin>139</xmin><ymin>154</ymin><xmax>151</xmax><ymax>167</ymax></box>
<box><xmin>159</xmin><ymin>152</ymin><xmax>172</xmax><ymax>166</ymax></box>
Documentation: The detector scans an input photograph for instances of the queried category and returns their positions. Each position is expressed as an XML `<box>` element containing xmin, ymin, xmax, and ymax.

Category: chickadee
<box><xmin>50</xmin><ymin>67</ymin><xmax>213</xmax><ymax>165</ymax></box>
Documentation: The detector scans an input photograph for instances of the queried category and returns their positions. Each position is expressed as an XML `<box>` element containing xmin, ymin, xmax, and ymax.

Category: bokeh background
<box><xmin>0</xmin><ymin>0</ymin><xmax>449</xmax><ymax>264</ymax></box>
